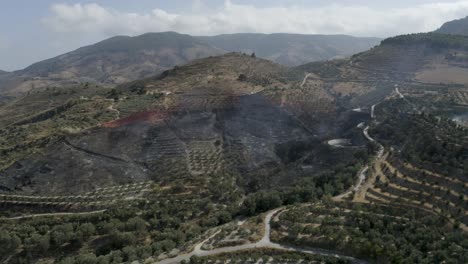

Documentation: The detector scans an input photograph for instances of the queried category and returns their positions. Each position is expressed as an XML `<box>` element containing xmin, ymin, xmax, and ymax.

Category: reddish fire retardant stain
<box><xmin>102</xmin><ymin>109</ymin><xmax>169</xmax><ymax>128</ymax></box>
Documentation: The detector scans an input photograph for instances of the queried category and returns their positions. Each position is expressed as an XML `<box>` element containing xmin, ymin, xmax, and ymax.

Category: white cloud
<box><xmin>41</xmin><ymin>1</ymin><xmax>468</xmax><ymax>38</ymax></box>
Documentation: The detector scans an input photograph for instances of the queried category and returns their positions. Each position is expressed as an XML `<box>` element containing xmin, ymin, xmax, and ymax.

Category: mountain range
<box><xmin>0</xmin><ymin>32</ymin><xmax>380</xmax><ymax>95</ymax></box>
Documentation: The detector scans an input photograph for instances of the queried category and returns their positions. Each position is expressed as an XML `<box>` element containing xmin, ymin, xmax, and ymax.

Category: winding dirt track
<box><xmin>157</xmin><ymin>208</ymin><xmax>367</xmax><ymax>264</ymax></box>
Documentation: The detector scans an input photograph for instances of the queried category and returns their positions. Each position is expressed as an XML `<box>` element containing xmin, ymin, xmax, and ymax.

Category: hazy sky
<box><xmin>1</xmin><ymin>0</ymin><xmax>468</xmax><ymax>71</ymax></box>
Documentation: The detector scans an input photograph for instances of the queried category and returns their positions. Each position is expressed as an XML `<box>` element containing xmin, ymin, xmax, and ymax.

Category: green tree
<box><xmin>126</xmin><ymin>217</ymin><xmax>147</xmax><ymax>234</ymax></box>
<box><xmin>0</xmin><ymin>232</ymin><xmax>21</xmax><ymax>255</ymax></box>
<box><xmin>75</xmin><ymin>253</ymin><xmax>98</xmax><ymax>264</ymax></box>
<box><xmin>78</xmin><ymin>223</ymin><xmax>96</xmax><ymax>239</ymax></box>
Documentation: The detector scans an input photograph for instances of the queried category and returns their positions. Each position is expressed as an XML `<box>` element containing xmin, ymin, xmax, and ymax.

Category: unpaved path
<box><xmin>370</xmin><ymin>104</ymin><xmax>376</xmax><ymax>119</ymax></box>
<box><xmin>334</xmin><ymin>166</ymin><xmax>369</xmax><ymax>201</ymax></box>
<box><xmin>107</xmin><ymin>103</ymin><xmax>121</xmax><ymax>119</ymax></box>
<box><xmin>300</xmin><ymin>73</ymin><xmax>312</xmax><ymax>87</ymax></box>
<box><xmin>395</xmin><ymin>87</ymin><xmax>404</xmax><ymax>99</ymax></box>
<box><xmin>3</xmin><ymin>210</ymin><xmax>106</xmax><ymax>220</ymax></box>
<box><xmin>157</xmin><ymin>208</ymin><xmax>366</xmax><ymax>264</ymax></box>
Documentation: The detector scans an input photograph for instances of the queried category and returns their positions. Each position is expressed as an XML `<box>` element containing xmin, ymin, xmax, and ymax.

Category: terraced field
<box><xmin>365</xmin><ymin>158</ymin><xmax>468</xmax><ymax>230</ymax></box>
<box><xmin>144</xmin><ymin>125</ymin><xmax>187</xmax><ymax>160</ymax></box>
<box><xmin>115</xmin><ymin>95</ymin><xmax>164</xmax><ymax>118</ymax></box>
<box><xmin>186</xmin><ymin>140</ymin><xmax>224</xmax><ymax>176</ymax></box>
<box><xmin>262</xmin><ymin>80</ymin><xmax>467</xmax><ymax>263</ymax></box>
<box><xmin>451</xmin><ymin>90</ymin><xmax>468</xmax><ymax>104</ymax></box>
<box><xmin>0</xmin><ymin>181</ymin><xmax>154</xmax><ymax>217</ymax></box>
<box><xmin>222</xmin><ymin>139</ymin><xmax>247</xmax><ymax>170</ymax></box>
<box><xmin>192</xmin><ymin>249</ymin><xmax>352</xmax><ymax>264</ymax></box>
<box><xmin>271</xmin><ymin>201</ymin><xmax>467</xmax><ymax>263</ymax></box>
<box><xmin>201</xmin><ymin>216</ymin><xmax>263</xmax><ymax>250</ymax></box>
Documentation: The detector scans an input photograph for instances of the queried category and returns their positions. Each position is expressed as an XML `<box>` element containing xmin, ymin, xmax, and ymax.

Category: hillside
<box><xmin>197</xmin><ymin>33</ymin><xmax>381</xmax><ymax>66</ymax></box>
<box><xmin>292</xmin><ymin>33</ymin><xmax>468</xmax><ymax>108</ymax></box>
<box><xmin>0</xmin><ymin>32</ymin><xmax>224</xmax><ymax>95</ymax></box>
<box><xmin>0</xmin><ymin>53</ymin><xmax>357</xmax><ymax>196</ymax></box>
<box><xmin>436</xmin><ymin>16</ymin><xmax>468</xmax><ymax>36</ymax></box>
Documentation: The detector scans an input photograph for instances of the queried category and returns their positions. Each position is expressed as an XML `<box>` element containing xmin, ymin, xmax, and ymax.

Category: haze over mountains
<box><xmin>0</xmin><ymin>32</ymin><xmax>380</xmax><ymax>95</ymax></box>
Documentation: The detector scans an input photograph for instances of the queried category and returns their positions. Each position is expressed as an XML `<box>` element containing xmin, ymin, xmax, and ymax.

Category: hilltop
<box><xmin>118</xmin><ymin>52</ymin><xmax>290</xmax><ymax>95</ymax></box>
<box><xmin>436</xmin><ymin>16</ymin><xmax>468</xmax><ymax>36</ymax></box>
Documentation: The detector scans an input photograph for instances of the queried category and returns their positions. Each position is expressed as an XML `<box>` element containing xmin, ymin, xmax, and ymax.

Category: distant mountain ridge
<box><xmin>436</xmin><ymin>16</ymin><xmax>468</xmax><ymax>35</ymax></box>
<box><xmin>22</xmin><ymin>32</ymin><xmax>223</xmax><ymax>78</ymax></box>
<box><xmin>0</xmin><ymin>32</ymin><xmax>224</xmax><ymax>94</ymax></box>
<box><xmin>0</xmin><ymin>32</ymin><xmax>224</xmax><ymax>95</ymax></box>
<box><xmin>0</xmin><ymin>32</ymin><xmax>380</xmax><ymax>95</ymax></box>
<box><xmin>197</xmin><ymin>33</ymin><xmax>381</xmax><ymax>66</ymax></box>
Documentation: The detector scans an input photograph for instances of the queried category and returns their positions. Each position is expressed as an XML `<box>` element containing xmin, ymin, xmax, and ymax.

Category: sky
<box><xmin>1</xmin><ymin>0</ymin><xmax>468</xmax><ymax>71</ymax></box>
